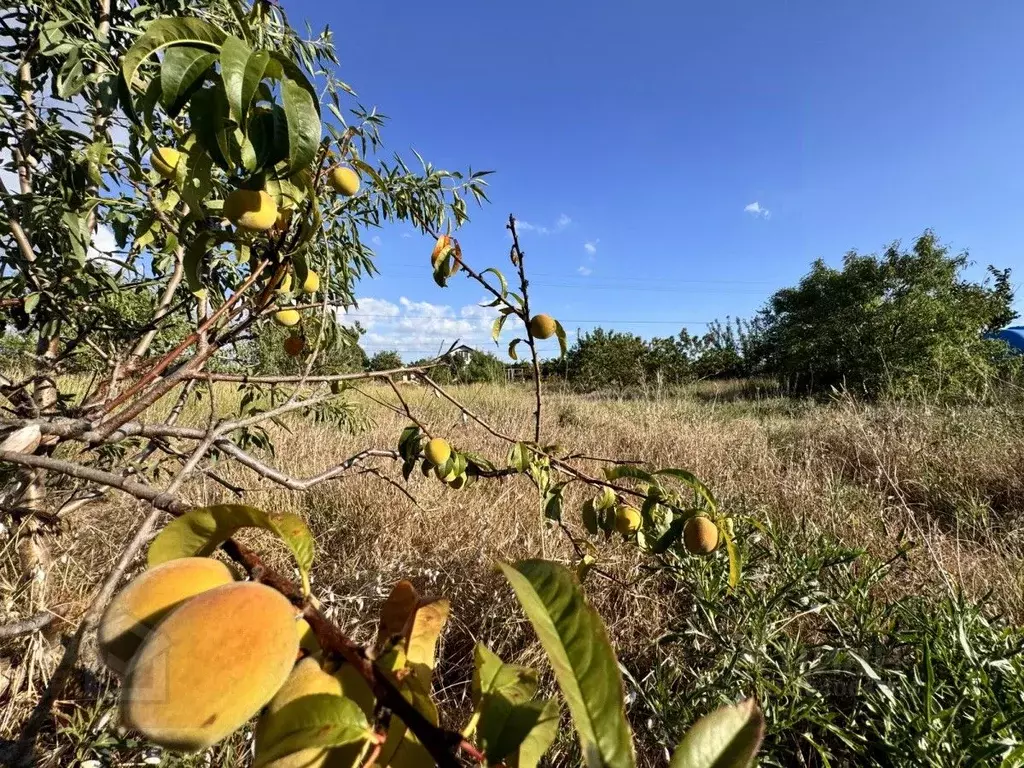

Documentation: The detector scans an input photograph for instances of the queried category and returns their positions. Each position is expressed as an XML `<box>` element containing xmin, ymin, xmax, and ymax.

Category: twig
<box><xmin>188</xmin><ymin>361</ymin><xmax>447</xmax><ymax>386</ymax></box>
<box><xmin>0</xmin><ymin>612</ymin><xmax>55</xmax><ymax>639</ymax></box>
<box><xmin>507</xmin><ymin>215</ymin><xmax>543</xmax><ymax>443</ymax></box>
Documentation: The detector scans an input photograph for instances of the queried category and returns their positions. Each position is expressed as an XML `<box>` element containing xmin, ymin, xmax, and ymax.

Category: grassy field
<box><xmin>3</xmin><ymin>381</ymin><xmax>1024</xmax><ymax>766</ymax></box>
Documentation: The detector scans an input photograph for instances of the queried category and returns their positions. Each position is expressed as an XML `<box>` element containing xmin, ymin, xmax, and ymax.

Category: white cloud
<box><xmin>370</xmin><ymin>234</ymin><xmax>382</xmax><ymax>245</ymax></box>
<box><xmin>515</xmin><ymin>213</ymin><xmax>571</xmax><ymax>236</ymax></box>
<box><xmin>744</xmin><ymin>201</ymin><xmax>770</xmax><ymax>219</ymax></box>
<box><xmin>338</xmin><ymin>296</ymin><xmax>524</xmax><ymax>359</ymax></box>
<box><xmin>400</xmin><ymin>232</ymin><xmax>414</xmax><ymax>239</ymax></box>
<box><xmin>577</xmin><ymin>266</ymin><xmax>592</xmax><ymax>276</ymax></box>
<box><xmin>87</xmin><ymin>224</ymin><xmax>117</xmax><ymax>260</ymax></box>
<box><xmin>583</xmin><ymin>240</ymin><xmax>598</xmax><ymax>255</ymax></box>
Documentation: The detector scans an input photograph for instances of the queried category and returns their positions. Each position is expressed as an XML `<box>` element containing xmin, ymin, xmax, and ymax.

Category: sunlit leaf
<box><xmin>482</xmin><ymin>267</ymin><xmax>508</xmax><ymax>298</ymax></box>
<box><xmin>499</xmin><ymin>560</ymin><xmax>635</xmax><ymax>768</ymax></box>
<box><xmin>719</xmin><ymin>519</ymin><xmax>742</xmax><ymax>589</ymax></box>
<box><xmin>122</xmin><ymin>17</ymin><xmax>226</xmax><ymax>89</ymax></box>
<box><xmin>376</xmin><ymin>580</ymin><xmax>419</xmax><ymax>654</ymax></box>
<box><xmin>277</xmin><ymin>64</ymin><xmax>321</xmax><ymax>174</ymax></box>
<box><xmin>147</xmin><ymin>504</ymin><xmax>314</xmax><ymax>593</ymax></box>
<box><xmin>493</xmin><ymin>314</ymin><xmax>508</xmax><ymax>344</ymax></box>
<box><xmin>654</xmin><ymin>468</ymin><xmax>718</xmax><ymax>512</ymax></box>
<box><xmin>160</xmin><ymin>46</ymin><xmax>216</xmax><ymax>116</ymax></box>
<box><xmin>479</xmin><ymin>694</ymin><xmax>559</xmax><ymax>768</ymax></box>
<box><xmin>253</xmin><ymin>694</ymin><xmax>370</xmax><ymax>768</ymax></box>
<box><xmin>668</xmin><ymin>699</ymin><xmax>763</xmax><ymax>768</ymax></box>
<box><xmin>220</xmin><ymin>35</ymin><xmax>269</xmax><ymax>126</ymax></box>
<box><xmin>554</xmin><ymin>319</ymin><xmax>568</xmax><ymax>358</ymax></box>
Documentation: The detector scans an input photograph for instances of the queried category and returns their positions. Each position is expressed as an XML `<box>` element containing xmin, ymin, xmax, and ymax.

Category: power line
<box><xmin>383</xmin><ymin>261</ymin><xmax>776</xmax><ymax>285</ymax></box>
<box><xmin>340</xmin><ymin>314</ymin><xmax>714</xmax><ymax>324</ymax></box>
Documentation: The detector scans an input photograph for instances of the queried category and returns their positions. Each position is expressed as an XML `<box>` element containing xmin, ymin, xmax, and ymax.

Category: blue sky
<box><xmin>287</xmin><ymin>0</ymin><xmax>1024</xmax><ymax>360</ymax></box>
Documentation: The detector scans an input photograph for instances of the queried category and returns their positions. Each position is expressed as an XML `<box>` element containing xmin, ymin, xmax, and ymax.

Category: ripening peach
<box><xmin>424</xmin><ymin>437</ymin><xmax>451</xmax><ymax>466</ymax></box>
<box><xmin>224</xmin><ymin>189</ymin><xmax>278</xmax><ymax>232</ymax></box>
<box><xmin>150</xmin><ymin>147</ymin><xmax>181</xmax><ymax>180</ymax></box>
<box><xmin>529</xmin><ymin>314</ymin><xmax>557</xmax><ymax>340</ymax></box>
<box><xmin>683</xmin><ymin>516</ymin><xmax>719</xmax><ymax>555</ymax></box>
<box><xmin>273</xmin><ymin>309</ymin><xmax>301</xmax><ymax>327</ymax></box>
<box><xmin>614</xmin><ymin>505</ymin><xmax>642</xmax><ymax>534</ymax></box>
<box><xmin>98</xmin><ymin>557</ymin><xmax>234</xmax><ymax>672</ymax></box>
<box><xmin>302</xmin><ymin>270</ymin><xmax>320</xmax><ymax>294</ymax></box>
<box><xmin>121</xmin><ymin>582</ymin><xmax>299</xmax><ymax>751</ymax></box>
<box><xmin>327</xmin><ymin>166</ymin><xmax>360</xmax><ymax>196</ymax></box>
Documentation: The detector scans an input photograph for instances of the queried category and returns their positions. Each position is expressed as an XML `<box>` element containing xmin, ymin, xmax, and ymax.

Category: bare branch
<box><xmin>188</xmin><ymin>360</ymin><xmax>447</xmax><ymax>385</ymax></box>
<box><xmin>0</xmin><ymin>451</ymin><xmax>185</xmax><ymax>513</ymax></box>
<box><xmin>0</xmin><ymin>612</ymin><xmax>55</xmax><ymax>639</ymax></box>
<box><xmin>216</xmin><ymin>443</ymin><xmax>399</xmax><ymax>490</ymax></box>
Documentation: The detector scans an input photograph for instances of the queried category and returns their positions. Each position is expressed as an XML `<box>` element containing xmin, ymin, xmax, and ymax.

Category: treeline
<box><xmin>2</xmin><ymin>231</ymin><xmax>1017</xmax><ymax>400</ymax></box>
<box><xmin>541</xmin><ymin>231</ymin><xmax>1020</xmax><ymax>399</ymax></box>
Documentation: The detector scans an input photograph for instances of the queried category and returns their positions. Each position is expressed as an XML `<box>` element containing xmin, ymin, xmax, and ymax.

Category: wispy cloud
<box><xmin>400</xmin><ymin>231</ymin><xmax>414</xmax><ymax>239</ymax></box>
<box><xmin>516</xmin><ymin>213</ymin><xmax>572</xmax><ymax>236</ymax></box>
<box><xmin>370</xmin><ymin>234</ymin><xmax>382</xmax><ymax>245</ymax></box>
<box><xmin>744</xmin><ymin>201</ymin><xmax>771</xmax><ymax>219</ymax></box>
<box><xmin>577</xmin><ymin>266</ymin><xmax>592</xmax><ymax>276</ymax></box>
<box><xmin>583</xmin><ymin>240</ymin><xmax>598</xmax><ymax>255</ymax></box>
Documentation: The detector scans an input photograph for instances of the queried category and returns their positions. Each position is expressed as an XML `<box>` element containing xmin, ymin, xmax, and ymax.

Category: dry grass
<box><xmin>3</xmin><ymin>381</ymin><xmax>1023</xmax><ymax>764</ymax></box>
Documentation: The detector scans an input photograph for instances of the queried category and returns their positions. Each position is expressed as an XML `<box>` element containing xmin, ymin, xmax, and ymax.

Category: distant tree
<box><xmin>454</xmin><ymin>348</ymin><xmax>506</xmax><ymax>383</ymax></box>
<box><xmin>367</xmin><ymin>349</ymin><xmax>404</xmax><ymax>371</ymax></box>
<box><xmin>250</xmin><ymin>316</ymin><xmax>367</xmax><ymax>375</ymax></box>
<box><xmin>757</xmin><ymin>231</ymin><xmax>1017</xmax><ymax>397</ymax></box>
<box><xmin>565</xmin><ymin>328</ymin><xmax>649</xmax><ymax>390</ymax></box>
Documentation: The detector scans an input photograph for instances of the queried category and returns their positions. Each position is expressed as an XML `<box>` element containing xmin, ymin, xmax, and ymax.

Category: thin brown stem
<box><xmin>507</xmin><ymin>215</ymin><xmax>543</xmax><ymax>443</ymax></box>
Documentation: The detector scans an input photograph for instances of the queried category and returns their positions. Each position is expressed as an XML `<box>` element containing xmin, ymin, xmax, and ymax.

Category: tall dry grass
<box><xmin>3</xmin><ymin>381</ymin><xmax>1023</xmax><ymax>763</ymax></box>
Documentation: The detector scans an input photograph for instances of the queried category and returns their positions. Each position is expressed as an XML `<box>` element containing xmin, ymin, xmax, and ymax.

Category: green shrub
<box><xmin>630</xmin><ymin>518</ymin><xmax>1024</xmax><ymax>767</ymax></box>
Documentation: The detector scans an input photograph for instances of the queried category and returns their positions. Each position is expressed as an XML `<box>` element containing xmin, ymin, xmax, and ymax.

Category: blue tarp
<box><xmin>992</xmin><ymin>327</ymin><xmax>1024</xmax><ymax>353</ymax></box>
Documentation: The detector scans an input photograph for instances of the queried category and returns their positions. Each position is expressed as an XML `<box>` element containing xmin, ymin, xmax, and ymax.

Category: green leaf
<box><xmin>472</xmin><ymin>644</ymin><xmax>538</xmax><ymax>708</ymax></box>
<box><xmin>148</xmin><ymin>504</ymin><xmax>315</xmax><ymax>593</ymax></box>
<box><xmin>189</xmin><ymin>85</ymin><xmax>232</xmax><ymax>170</ymax></box>
<box><xmin>254</xmin><ymin>694</ymin><xmax>370</xmax><ymax>768</ymax></box>
<box><xmin>719</xmin><ymin>520</ymin><xmax>742</xmax><ymax>589</ymax></box>
<box><xmin>581</xmin><ymin>500</ymin><xmax>599</xmax><ymax>536</ymax></box>
<box><xmin>492</xmin><ymin>314</ymin><xmax>508</xmax><ymax>344</ymax></box>
<box><xmin>508</xmin><ymin>338</ymin><xmax>521</xmax><ymax>361</ymax></box>
<box><xmin>668</xmin><ymin>699</ymin><xmax>763</xmax><ymax>768</ymax></box>
<box><xmin>160</xmin><ymin>46</ymin><xmax>216</xmax><ymax>117</ymax></box>
<box><xmin>480</xmin><ymin>694</ymin><xmax>559</xmax><ymax>768</ymax></box>
<box><xmin>183</xmin><ymin>235</ymin><xmax>208</xmax><ymax>298</ymax></box>
<box><xmin>481</xmin><ymin>267</ymin><xmax>508</xmax><ymax>298</ymax></box>
<box><xmin>220</xmin><ymin>35</ymin><xmax>269</xmax><ymax>126</ymax></box>
<box><xmin>554</xmin><ymin>320</ymin><xmax>568</xmax><ymax>359</ymax></box>
<box><xmin>22</xmin><ymin>293</ymin><xmax>40</xmax><ymax>315</ymax></box>
<box><xmin>62</xmin><ymin>210</ymin><xmax>88</xmax><ymax>265</ymax></box>
<box><xmin>595</xmin><ymin>486</ymin><xmax>617</xmax><ymax>510</ymax></box>
<box><xmin>604</xmin><ymin>465</ymin><xmax>656</xmax><ymax>484</ymax></box>
<box><xmin>279</xmin><ymin>67</ymin><xmax>321</xmax><ymax>174</ymax></box>
<box><xmin>654</xmin><ymin>468</ymin><xmax>718</xmax><ymax>512</ymax></box>
<box><xmin>180</xmin><ymin>141</ymin><xmax>215</xmax><ymax>210</ymax></box>
<box><xmin>56</xmin><ymin>49</ymin><xmax>86</xmax><ymax>98</ymax></box>
<box><xmin>499</xmin><ymin>560</ymin><xmax>635</xmax><ymax>768</ymax></box>
<box><xmin>398</xmin><ymin>425</ymin><xmax>422</xmax><ymax>459</ymax></box>
<box><xmin>543</xmin><ymin>485</ymin><xmax>565</xmax><ymax>521</ymax></box>
<box><xmin>122</xmin><ymin>17</ymin><xmax>226</xmax><ymax>90</ymax></box>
